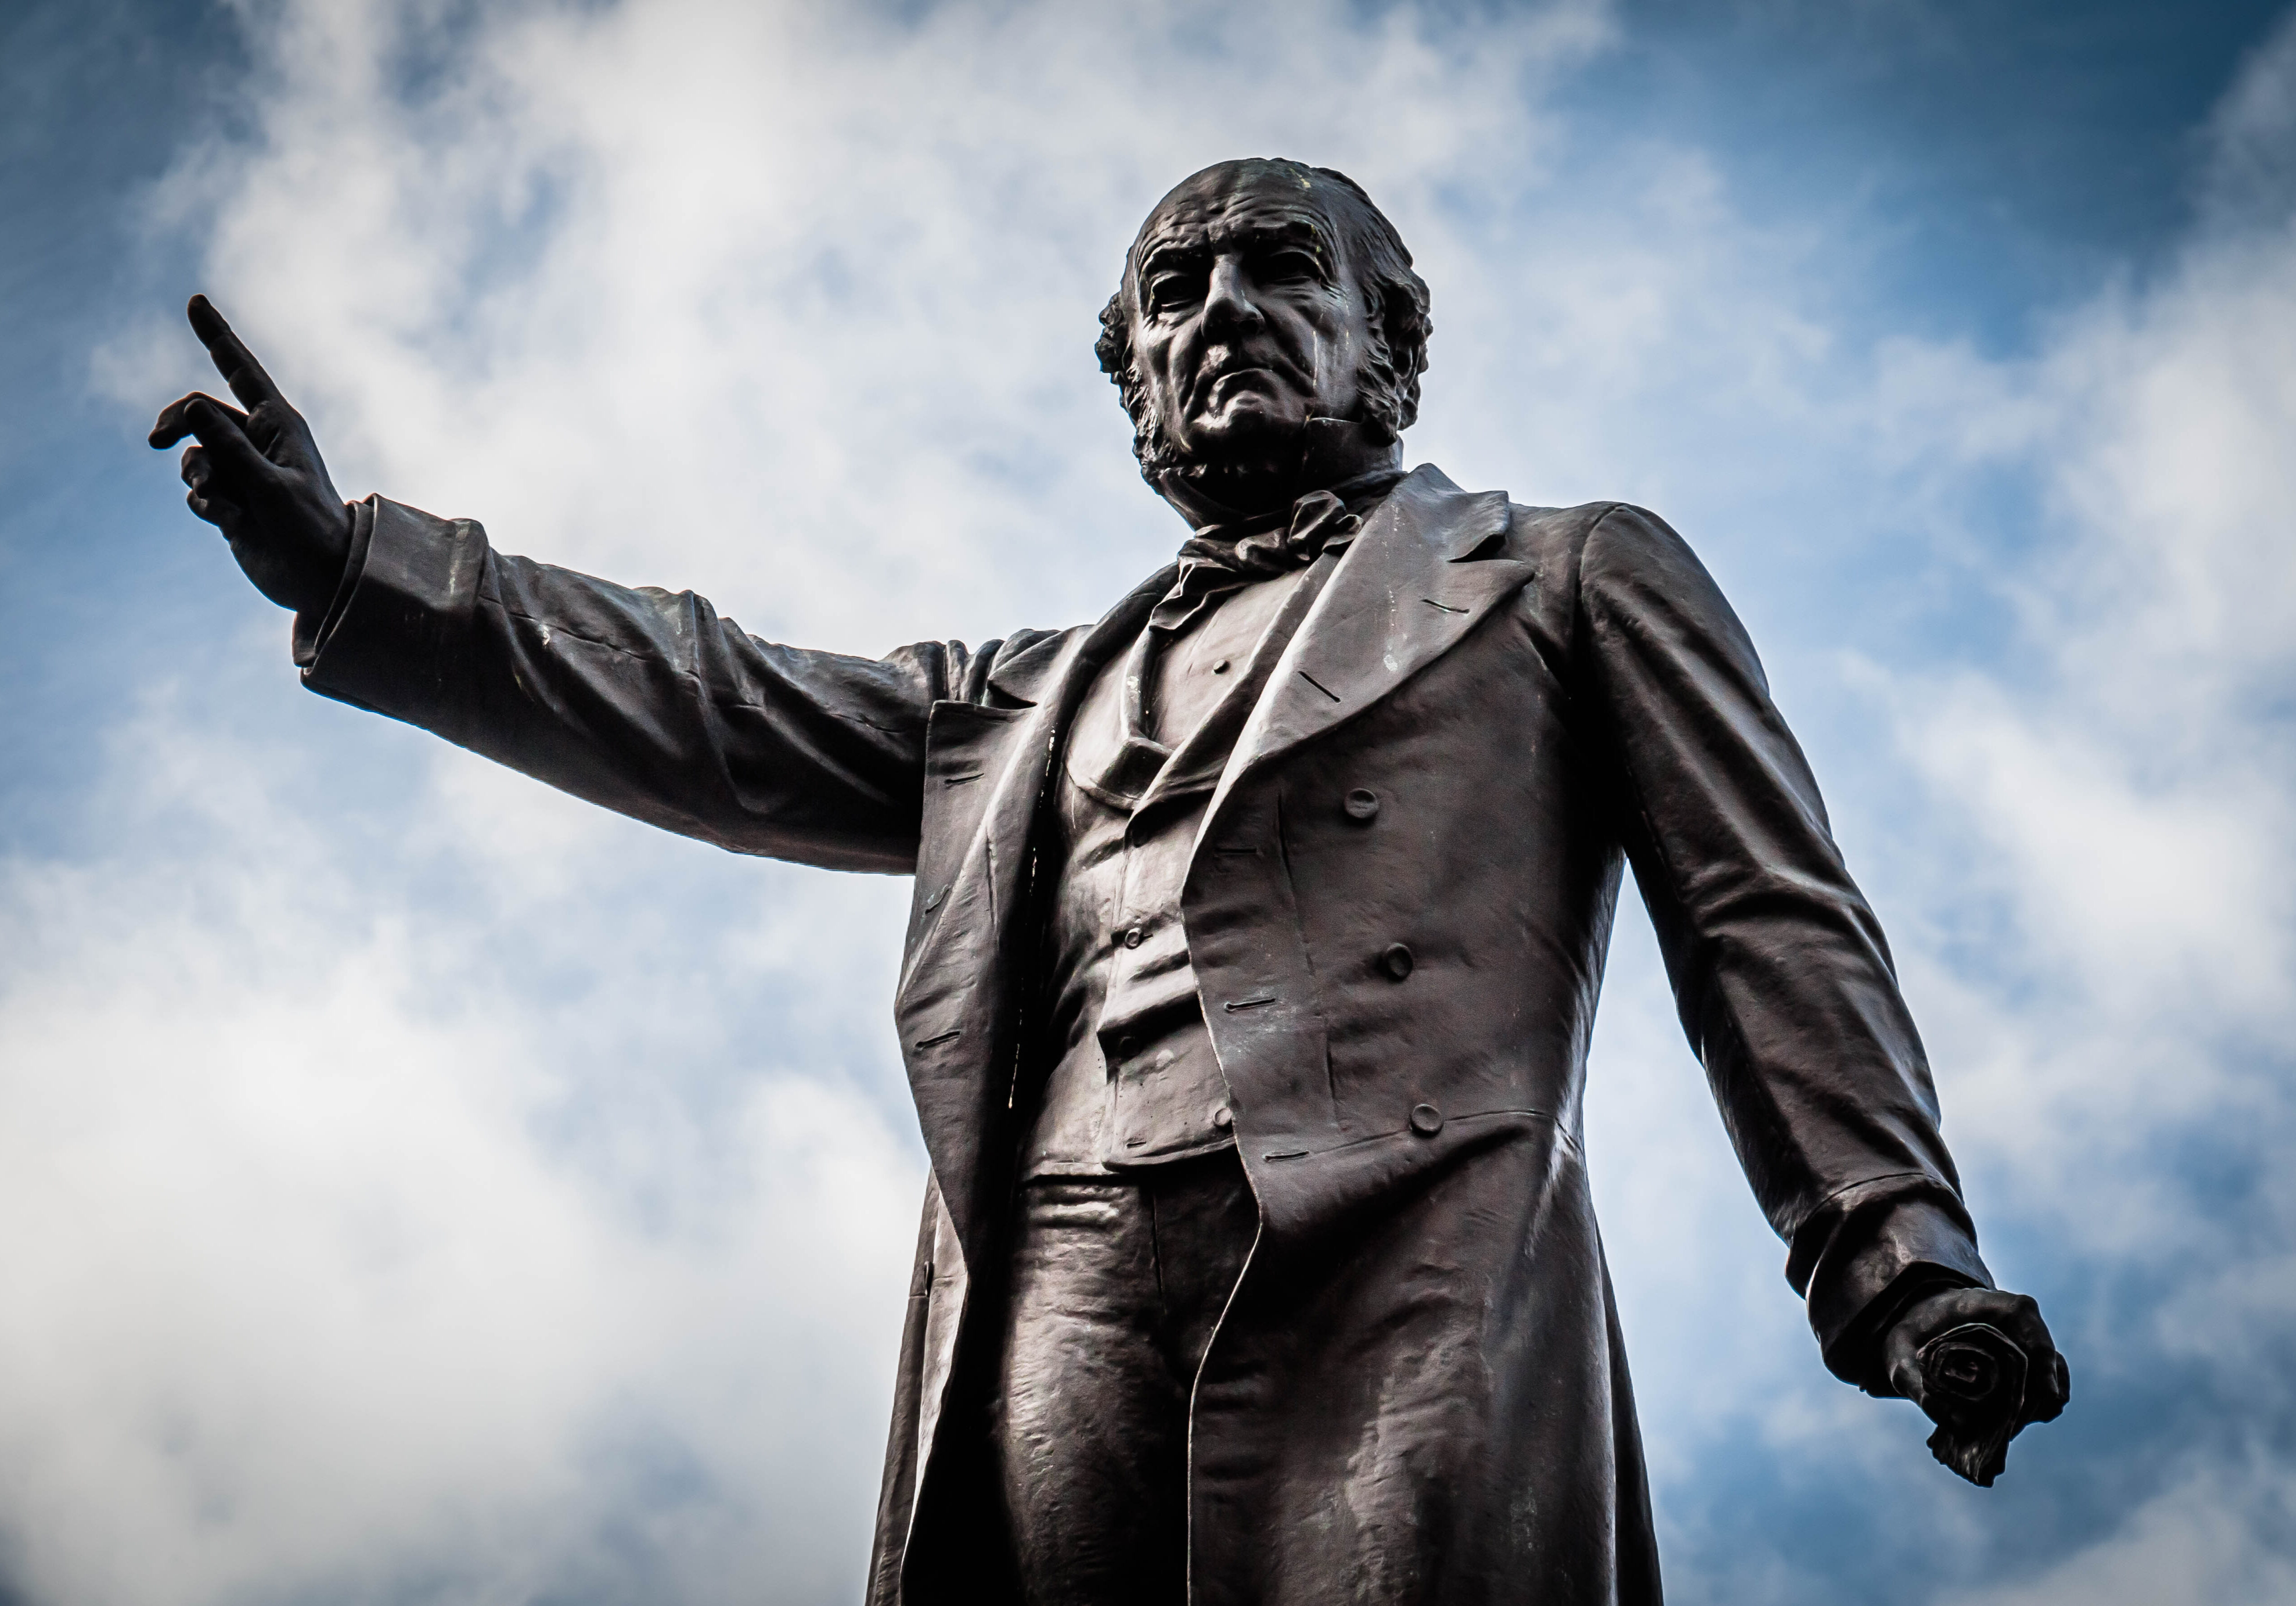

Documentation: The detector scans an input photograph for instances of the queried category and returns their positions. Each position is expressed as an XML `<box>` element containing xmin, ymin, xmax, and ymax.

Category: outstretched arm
<box><xmin>150</xmin><ymin>297</ymin><xmax>1009</xmax><ymax>873</ymax></box>
<box><xmin>1577</xmin><ymin>502</ymin><xmax>2068</xmax><ymax>1479</ymax></box>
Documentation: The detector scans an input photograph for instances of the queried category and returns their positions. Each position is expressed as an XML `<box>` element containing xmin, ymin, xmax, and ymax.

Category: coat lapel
<box><xmin>1201</xmin><ymin>465</ymin><xmax>1535</xmax><ymax>832</ymax></box>
<box><xmin>897</xmin><ymin>463</ymin><xmax>1530</xmax><ymax>1255</ymax></box>
<box><xmin>894</xmin><ymin>569</ymin><xmax>1170</xmax><ymax>1263</ymax></box>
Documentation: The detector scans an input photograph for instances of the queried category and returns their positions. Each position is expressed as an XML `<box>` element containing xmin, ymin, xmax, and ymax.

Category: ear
<box><xmin>1352</xmin><ymin>327</ymin><xmax>1406</xmax><ymax>439</ymax></box>
<box><xmin>1374</xmin><ymin>276</ymin><xmax>1431</xmax><ymax>433</ymax></box>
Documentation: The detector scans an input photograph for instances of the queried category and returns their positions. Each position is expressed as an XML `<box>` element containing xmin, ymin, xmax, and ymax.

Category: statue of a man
<box><xmin>152</xmin><ymin>158</ymin><xmax>2066</xmax><ymax>1606</ymax></box>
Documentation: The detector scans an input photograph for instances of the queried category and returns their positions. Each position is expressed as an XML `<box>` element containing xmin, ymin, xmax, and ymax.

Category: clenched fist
<box><xmin>1885</xmin><ymin>1284</ymin><xmax>2070</xmax><ymax>1484</ymax></box>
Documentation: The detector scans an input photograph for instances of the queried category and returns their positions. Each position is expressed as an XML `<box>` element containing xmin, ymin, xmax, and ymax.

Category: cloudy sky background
<box><xmin>4</xmin><ymin>0</ymin><xmax>2295</xmax><ymax>1601</ymax></box>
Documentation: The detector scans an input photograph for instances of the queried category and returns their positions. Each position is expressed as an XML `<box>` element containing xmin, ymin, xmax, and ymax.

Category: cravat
<box><xmin>1092</xmin><ymin>474</ymin><xmax>1398</xmax><ymax>802</ymax></box>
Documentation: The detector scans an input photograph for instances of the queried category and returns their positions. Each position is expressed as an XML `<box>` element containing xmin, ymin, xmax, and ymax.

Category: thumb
<box><xmin>1882</xmin><ymin>1321</ymin><xmax>1928</xmax><ymax>1407</ymax></box>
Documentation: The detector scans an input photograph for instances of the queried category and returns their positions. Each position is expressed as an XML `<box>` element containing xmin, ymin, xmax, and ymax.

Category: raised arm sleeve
<box><xmin>1576</xmin><ymin>502</ymin><xmax>1992</xmax><ymax>1388</ymax></box>
<box><xmin>292</xmin><ymin>494</ymin><xmax>993</xmax><ymax>875</ymax></box>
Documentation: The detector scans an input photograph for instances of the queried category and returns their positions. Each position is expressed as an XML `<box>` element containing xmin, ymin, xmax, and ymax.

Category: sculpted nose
<box><xmin>1202</xmin><ymin>257</ymin><xmax>1264</xmax><ymax>335</ymax></box>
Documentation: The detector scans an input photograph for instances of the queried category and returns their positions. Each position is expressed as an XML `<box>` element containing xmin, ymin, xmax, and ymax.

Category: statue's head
<box><xmin>1096</xmin><ymin>158</ymin><xmax>1432</xmax><ymax>509</ymax></box>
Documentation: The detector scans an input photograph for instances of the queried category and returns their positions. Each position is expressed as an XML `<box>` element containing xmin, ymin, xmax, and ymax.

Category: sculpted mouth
<box><xmin>1208</xmin><ymin>366</ymin><xmax>1275</xmax><ymax>394</ymax></box>
<box><xmin>1192</xmin><ymin>363</ymin><xmax>1287</xmax><ymax>414</ymax></box>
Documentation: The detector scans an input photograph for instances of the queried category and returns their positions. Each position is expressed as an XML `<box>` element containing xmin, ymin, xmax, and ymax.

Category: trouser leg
<box><xmin>991</xmin><ymin>1154</ymin><xmax>1256</xmax><ymax>1606</ymax></box>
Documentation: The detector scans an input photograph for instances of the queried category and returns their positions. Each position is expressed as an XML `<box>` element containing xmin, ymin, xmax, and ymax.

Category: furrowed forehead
<box><xmin>1130</xmin><ymin>173</ymin><xmax>1344</xmax><ymax>277</ymax></box>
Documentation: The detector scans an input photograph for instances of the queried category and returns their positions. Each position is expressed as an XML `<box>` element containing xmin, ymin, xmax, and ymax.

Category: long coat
<box><xmin>298</xmin><ymin>464</ymin><xmax>1988</xmax><ymax>1606</ymax></box>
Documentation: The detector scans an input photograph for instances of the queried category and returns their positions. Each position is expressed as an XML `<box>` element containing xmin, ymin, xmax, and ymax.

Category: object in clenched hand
<box><xmin>1919</xmin><ymin>1321</ymin><xmax>2029</xmax><ymax>1487</ymax></box>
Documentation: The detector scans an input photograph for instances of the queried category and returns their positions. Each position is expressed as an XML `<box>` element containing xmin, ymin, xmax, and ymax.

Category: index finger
<box><xmin>187</xmin><ymin>294</ymin><xmax>285</xmax><ymax>409</ymax></box>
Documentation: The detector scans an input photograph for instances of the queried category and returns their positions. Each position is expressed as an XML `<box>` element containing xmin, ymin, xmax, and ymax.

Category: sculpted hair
<box><xmin>1095</xmin><ymin>159</ymin><xmax>1433</xmax><ymax>475</ymax></box>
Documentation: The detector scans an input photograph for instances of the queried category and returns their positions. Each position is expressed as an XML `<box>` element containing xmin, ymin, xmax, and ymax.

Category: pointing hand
<box><xmin>150</xmin><ymin>296</ymin><xmax>353</xmax><ymax>615</ymax></box>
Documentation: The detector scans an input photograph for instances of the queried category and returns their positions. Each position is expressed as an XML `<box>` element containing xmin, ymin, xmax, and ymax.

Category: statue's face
<box><xmin>1125</xmin><ymin>165</ymin><xmax>1378</xmax><ymax>472</ymax></box>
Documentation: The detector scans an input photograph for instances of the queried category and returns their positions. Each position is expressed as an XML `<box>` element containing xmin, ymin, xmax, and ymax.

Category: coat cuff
<box><xmin>1786</xmin><ymin>1175</ymin><xmax>1993</xmax><ymax>1389</ymax></box>
<box><xmin>291</xmin><ymin>497</ymin><xmax>374</xmax><ymax>669</ymax></box>
<box><xmin>293</xmin><ymin>495</ymin><xmax>488</xmax><ymax>724</ymax></box>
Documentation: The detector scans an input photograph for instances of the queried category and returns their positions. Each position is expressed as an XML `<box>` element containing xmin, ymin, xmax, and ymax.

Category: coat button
<box><xmin>1409</xmin><ymin>1102</ymin><xmax>1444</xmax><ymax>1136</ymax></box>
<box><xmin>1122</xmin><ymin>926</ymin><xmax>1145</xmax><ymax>949</ymax></box>
<box><xmin>1211</xmin><ymin>1104</ymin><xmax>1234</xmax><ymax>1131</ymax></box>
<box><xmin>1116</xmin><ymin>1036</ymin><xmax>1140</xmax><ymax>1059</ymax></box>
<box><xmin>1380</xmin><ymin>942</ymin><xmax>1414</xmax><ymax>981</ymax></box>
<box><xmin>1344</xmin><ymin>788</ymin><xmax>1380</xmax><ymax>823</ymax></box>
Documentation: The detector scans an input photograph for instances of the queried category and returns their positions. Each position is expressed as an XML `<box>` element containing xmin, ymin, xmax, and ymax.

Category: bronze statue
<box><xmin>151</xmin><ymin>157</ymin><xmax>2067</xmax><ymax>1606</ymax></box>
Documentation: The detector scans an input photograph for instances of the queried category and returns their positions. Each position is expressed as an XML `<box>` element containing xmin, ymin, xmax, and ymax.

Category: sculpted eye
<box><xmin>1261</xmin><ymin>249</ymin><xmax>1325</xmax><ymax>284</ymax></box>
<box><xmin>1146</xmin><ymin>270</ymin><xmax>1207</xmax><ymax>313</ymax></box>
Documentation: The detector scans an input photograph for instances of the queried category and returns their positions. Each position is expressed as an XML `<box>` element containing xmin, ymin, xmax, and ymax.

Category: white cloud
<box><xmin>110</xmin><ymin>0</ymin><xmax>1620</xmax><ymax>648</ymax></box>
<box><xmin>1944</xmin><ymin>1465</ymin><xmax>2296</xmax><ymax>1606</ymax></box>
<box><xmin>1877</xmin><ymin>127</ymin><xmax>2296</xmax><ymax>1206</ymax></box>
<box><xmin>1813</xmin><ymin>11</ymin><xmax>2296</xmax><ymax>1595</ymax></box>
<box><xmin>0</xmin><ymin>691</ymin><xmax>922</xmax><ymax>1604</ymax></box>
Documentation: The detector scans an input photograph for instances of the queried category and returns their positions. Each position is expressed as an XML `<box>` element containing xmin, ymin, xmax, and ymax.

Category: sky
<box><xmin>2</xmin><ymin>0</ymin><xmax>2294</xmax><ymax>1602</ymax></box>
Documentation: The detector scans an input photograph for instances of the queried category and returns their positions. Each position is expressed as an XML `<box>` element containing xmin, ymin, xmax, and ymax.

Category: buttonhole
<box><xmin>942</xmin><ymin>771</ymin><xmax>984</xmax><ymax>786</ymax></box>
<box><xmin>1224</xmin><ymin>995</ymin><xmax>1277</xmax><ymax>1012</ymax></box>
<box><xmin>1420</xmin><ymin>597</ymin><xmax>1468</xmax><ymax>615</ymax></box>
<box><xmin>1298</xmin><ymin>671</ymin><xmax>1341</xmax><ymax>702</ymax></box>
<box><xmin>914</xmin><ymin>1028</ymin><xmax>961</xmax><ymax>1049</ymax></box>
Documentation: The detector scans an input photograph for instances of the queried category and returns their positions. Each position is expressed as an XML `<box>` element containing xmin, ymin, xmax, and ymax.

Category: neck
<box><xmin>1153</xmin><ymin>417</ymin><xmax>1403</xmax><ymax>528</ymax></box>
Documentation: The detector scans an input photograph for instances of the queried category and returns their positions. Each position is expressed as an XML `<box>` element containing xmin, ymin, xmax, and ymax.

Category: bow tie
<box><xmin>1094</xmin><ymin>480</ymin><xmax>1393</xmax><ymax>807</ymax></box>
<box><xmin>1150</xmin><ymin>465</ymin><xmax>1403</xmax><ymax>635</ymax></box>
<box><xmin>1182</xmin><ymin>484</ymin><xmax>1366</xmax><ymax>572</ymax></box>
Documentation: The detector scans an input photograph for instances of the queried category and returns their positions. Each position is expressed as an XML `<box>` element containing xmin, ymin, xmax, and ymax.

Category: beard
<box><xmin>1127</xmin><ymin>344</ymin><xmax>1400</xmax><ymax>493</ymax></box>
<box><xmin>1141</xmin><ymin>396</ymin><xmax>1301</xmax><ymax>482</ymax></box>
